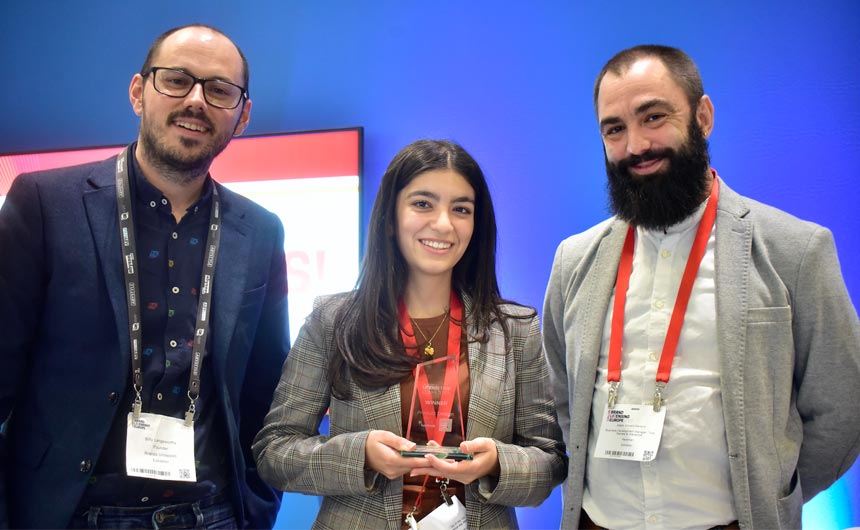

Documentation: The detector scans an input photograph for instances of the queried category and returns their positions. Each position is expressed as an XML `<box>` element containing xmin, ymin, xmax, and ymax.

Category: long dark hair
<box><xmin>328</xmin><ymin>139</ymin><xmax>529</xmax><ymax>399</ymax></box>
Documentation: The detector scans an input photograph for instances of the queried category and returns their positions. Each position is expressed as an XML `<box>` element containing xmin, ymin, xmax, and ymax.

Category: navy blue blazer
<box><xmin>0</xmin><ymin>153</ymin><xmax>290</xmax><ymax>529</ymax></box>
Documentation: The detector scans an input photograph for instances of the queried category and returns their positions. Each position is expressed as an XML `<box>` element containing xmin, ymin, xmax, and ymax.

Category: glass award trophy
<box><xmin>401</xmin><ymin>355</ymin><xmax>471</xmax><ymax>461</ymax></box>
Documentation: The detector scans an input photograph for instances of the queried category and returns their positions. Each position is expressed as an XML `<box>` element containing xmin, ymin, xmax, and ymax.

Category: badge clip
<box><xmin>608</xmin><ymin>381</ymin><xmax>619</xmax><ymax>409</ymax></box>
<box><xmin>185</xmin><ymin>393</ymin><xmax>197</xmax><ymax>427</ymax></box>
<box><xmin>436</xmin><ymin>476</ymin><xmax>453</xmax><ymax>506</ymax></box>
<box><xmin>653</xmin><ymin>382</ymin><xmax>667</xmax><ymax>412</ymax></box>
<box><xmin>132</xmin><ymin>392</ymin><xmax>142</xmax><ymax>420</ymax></box>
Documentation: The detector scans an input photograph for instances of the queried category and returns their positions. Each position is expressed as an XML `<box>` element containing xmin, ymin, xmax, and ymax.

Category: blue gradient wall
<box><xmin>2</xmin><ymin>2</ymin><xmax>858</xmax><ymax>528</ymax></box>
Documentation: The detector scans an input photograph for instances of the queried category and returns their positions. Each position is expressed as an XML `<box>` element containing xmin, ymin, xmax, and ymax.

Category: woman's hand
<box><xmin>364</xmin><ymin>430</ymin><xmax>434</xmax><ymax>480</ymax></box>
<box><xmin>409</xmin><ymin>437</ymin><xmax>500</xmax><ymax>484</ymax></box>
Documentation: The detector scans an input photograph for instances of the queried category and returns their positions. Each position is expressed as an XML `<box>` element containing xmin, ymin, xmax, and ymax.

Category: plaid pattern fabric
<box><xmin>253</xmin><ymin>293</ymin><xmax>567</xmax><ymax>529</ymax></box>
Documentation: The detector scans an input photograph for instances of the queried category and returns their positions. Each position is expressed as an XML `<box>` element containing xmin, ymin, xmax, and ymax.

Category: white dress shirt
<box><xmin>583</xmin><ymin>200</ymin><xmax>738</xmax><ymax>530</ymax></box>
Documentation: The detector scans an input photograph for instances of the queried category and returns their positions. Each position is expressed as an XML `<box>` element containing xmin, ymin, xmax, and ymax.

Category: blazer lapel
<box><xmin>211</xmin><ymin>184</ymin><xmax>253</xmax><ymax>377</ymax></box>
<box><xmin>83</xmin><ymin>158</ymin><xmax>130</xmax><ymax>361</ymax></box>
<box><xmin>576</xmin><ymin>221</ymin><xmax>628</xmax><ymax>392</ymax></box>
<box><xmin>713</xmin><ymin>182</ymin><xmax>752</xmax><ymax>385</ymax></box>
<box><xmin>464</xmin><ymin>296</ymin><xmax>504</xmax><ymax>440</ymax></box>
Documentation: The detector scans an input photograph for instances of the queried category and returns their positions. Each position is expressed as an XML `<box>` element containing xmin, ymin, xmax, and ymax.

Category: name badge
<box><xmin>594</xmin><ymin>403</ymin><xmax>666</xmax><ymax>462</ymax></box>
<box><xmin>126</xmin><ymin>412</ymin><xmax>197</xmax><ymax>482</ymax></box>
<box><xmin>416</xmin><ymin>494</ymin><xmax>467</xmax><ymax>530</ymax></box>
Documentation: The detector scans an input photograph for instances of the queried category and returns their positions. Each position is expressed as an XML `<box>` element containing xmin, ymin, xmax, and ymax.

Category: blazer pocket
<box><xmin>747</xmin><ymin>305</ymin><xmax>791</xmax><ymax>324</ymax></box>
<box><xmin>239</xmin><ymin>283</ymin><xmax>267</xmax><ymax>309</ymax></box>
<box><xmin>777</xmin><ymin>470</ymin><xmax>803</xmax><ymax>528</ymax></box>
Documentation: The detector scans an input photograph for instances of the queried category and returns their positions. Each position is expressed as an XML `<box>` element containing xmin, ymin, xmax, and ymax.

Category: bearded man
<box><xmin>542</xmin><ymin>44</ymin><xmax>860</xmax><ymax>530</ymax></box>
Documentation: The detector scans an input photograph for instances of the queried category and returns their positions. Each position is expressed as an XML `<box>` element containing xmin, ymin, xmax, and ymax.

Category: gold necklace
<box><xmin>411</xmin><ymin>309</ymin><xmax>449</xmax><ymax>356</ymax></box>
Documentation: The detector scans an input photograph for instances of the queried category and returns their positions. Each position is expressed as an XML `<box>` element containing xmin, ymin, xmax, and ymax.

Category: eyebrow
<box><xmin>165</xmin><ymin>66</ymin><xmax>240</xmax><ymax>85</ymax></box>
<box><xmin>406</xmin><ymin>190</ymin><xmax>475</xmax><ymax>204</ymax></box>
<box><xmin>634</xmin><ymin>98</ymin><xmax>677</xmax><ymax>115</ymax></box>
<box><xmin>599</xmin><ymin>98</ymin><xmax>678</xmax><ymax>130</ymax></box>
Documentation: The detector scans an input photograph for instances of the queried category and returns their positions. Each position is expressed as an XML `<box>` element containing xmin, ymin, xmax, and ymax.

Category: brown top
<box><xmin>399</xmin><ymin>313</ymin><xmax>470</xmax><ymax>527</ymax></box>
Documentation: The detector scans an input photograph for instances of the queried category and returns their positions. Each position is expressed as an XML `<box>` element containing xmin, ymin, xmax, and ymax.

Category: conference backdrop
<box><xmin>2</xmin><ymin>1</ymin><xmax>858</xmax><ymax>528</ymax></box>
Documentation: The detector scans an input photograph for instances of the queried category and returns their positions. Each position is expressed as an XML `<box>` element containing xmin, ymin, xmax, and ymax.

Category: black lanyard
<box><xmin>115</xmin><ymin>146</ymin><xmax>222</xmax><ymax>425</ymax></box>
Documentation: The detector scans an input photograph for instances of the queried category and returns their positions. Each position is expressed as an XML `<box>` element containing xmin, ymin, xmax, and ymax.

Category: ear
<box><xmin>232</xmin><ymin>98</ymin><xmax>252</xmax><ymax>136</ymax></box>
<box><xmin>129</xmin><ymin>74</ymin><xmax>144</xmax><ymax>116</ymax></box>
<box><xmin>696</xmin><ymin>95</ymin><xmax>715</xmax><ymax>138</ymax></box>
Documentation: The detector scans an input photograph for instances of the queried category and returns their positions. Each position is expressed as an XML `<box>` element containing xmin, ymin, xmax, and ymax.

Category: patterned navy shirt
<box><xmin>77</xmin><ymin>147</ymin><xmax>229</xmax><ymax>507</ymax></box>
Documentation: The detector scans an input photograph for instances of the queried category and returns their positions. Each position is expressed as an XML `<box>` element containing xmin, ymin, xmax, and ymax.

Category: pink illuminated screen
<box><xmin>0</xmin><ymin>129</ymin><xmax>362</xmax><ymax>343</ymax></box>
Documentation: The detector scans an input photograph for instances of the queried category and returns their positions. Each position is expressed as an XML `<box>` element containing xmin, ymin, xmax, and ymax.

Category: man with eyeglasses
<box><xmin>0</xmin><ymin>24</ymin><xmax>289</xmax><ymax>529</ymax></box>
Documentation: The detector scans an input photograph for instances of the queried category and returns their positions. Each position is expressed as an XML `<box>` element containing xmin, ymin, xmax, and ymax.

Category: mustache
<box><xmin>615</xmin><ymin>147</ymin><xmax>675</xmax><ymax>172</ymax></box>
<box><xmin>167</xmin><ymin>108</ymin><xmax>214</xmax><ymax>131</ymax></box>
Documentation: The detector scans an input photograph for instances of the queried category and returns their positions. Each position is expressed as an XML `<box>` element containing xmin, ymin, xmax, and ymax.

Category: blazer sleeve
<box><xmin>0</xmin><ymin>173</ymin><xmax>47</xmax><ymax>527</ymax></box>
<box><xmin>252</xmin><ymin>297</ymin><xmax>376</xmax><ymax>497</ymax></box>
<box><xmin>474</xmin><ymin>312</ymin><xmax>568</xmax><ymax>507</ymax></box>
<box><xmin>791</xmin><ymin>226</ymin><xmax>860</xmax><ymax>500</ymax></box>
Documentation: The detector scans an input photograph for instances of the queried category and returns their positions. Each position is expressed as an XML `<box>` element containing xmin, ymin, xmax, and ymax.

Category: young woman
<box><xmin>253</xmin><ymin>139</ymin><xmax>566</xmax><ymax>529</ymax></box>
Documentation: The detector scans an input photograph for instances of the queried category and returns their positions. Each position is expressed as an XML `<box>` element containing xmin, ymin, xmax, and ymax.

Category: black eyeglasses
<box><xmin>143</xmin><ymin>67</ymin><xmax>248</xmax><ymax>109</ymax></box>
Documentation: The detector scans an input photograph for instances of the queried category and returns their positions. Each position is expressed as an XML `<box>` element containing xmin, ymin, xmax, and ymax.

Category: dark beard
<box><xmin>605</xmin><ymin>119</ymin><xmax>711</xmax><ymax>231</ymax></box>
<box><xmin>139</xmin><ymin>109</ymin><xmax>224</xmax><ymax>185</ymax></box>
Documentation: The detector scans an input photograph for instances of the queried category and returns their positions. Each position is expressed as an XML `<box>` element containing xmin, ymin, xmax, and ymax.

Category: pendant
<box><xmin>424</xmin><ymin>343</ymin><xmax>435</xmax><ymax>356</ymax></box>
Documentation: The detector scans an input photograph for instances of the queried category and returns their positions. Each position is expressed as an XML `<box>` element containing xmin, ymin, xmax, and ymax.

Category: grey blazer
<box><xmin>543</xmin><ymin>179</ymin><xmax>860</xmax><ymax>529</ymax></box>
<box><xmin>254</xmin><ymin>293</ymin><xmax>567</xmax><ymax>529</ymax></box>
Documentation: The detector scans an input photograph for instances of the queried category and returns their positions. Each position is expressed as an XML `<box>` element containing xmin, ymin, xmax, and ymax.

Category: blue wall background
<box><xmin>2</xmin><ymin>1</ymin><xmax>858</xmax><ymax>528</ymax></box>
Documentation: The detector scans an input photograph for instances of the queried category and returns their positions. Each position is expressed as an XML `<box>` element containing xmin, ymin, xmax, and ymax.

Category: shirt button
<box><xmin>648</xmin><ymin>515</ymin><xmax>658</xmax><ymax>524</ymax></box>
<box><xmin>169</xmin><ymin>340</ymin><xmax>178</xmax><ymax>348</ymax></box>
<box><xmin>654</xmin><ymin>300</ymin><xmax>665</xmax><ymax>309</ymax></box>
<box><xmin>172</xmin><ymin>286</ymin><xmax>180</xmax><ymax>294</ymax></box>
<box><xmin>141</xmin><ymin>496</ymin><xmax>149</xmax><ymax>502</ymax></box>
<box><xmin>157</xmin><ymin>392</ymin><xmax>163</xmax><ymax>401</ymax></box>
<box><xmin>108</xmin><ymin>391</ymin><xmax>119</xmax><ymax>404</ymax></box>
<box><xmin>660</xmin><ymin>249</ymin><xmax>671</xmax><ymax>259</ymax></box>
<box><xmin>79</xmin><ymin>459</ymin><xmax>92</xmax><ymax>473</ymax></box>
<box><xmin>149</xmin><ymin>201</ymin><xmax>157</xmax><ymax>208</ymax></box>
<box><xmin>649</xmin><ymin>352</ymin><xmax>658</xmax><ymax>362</ymax></box>
<box><xmin>172</xmin><ymin>232</ymin><xmax>178</xmax><ymax>240</ymax></box>
<box><xmin>161</xmin><ymin>198</ymin><xmax>168</xmax><ymax>205</ymax></box>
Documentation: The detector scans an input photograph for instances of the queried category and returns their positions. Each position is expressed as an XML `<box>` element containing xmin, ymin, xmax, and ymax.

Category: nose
<box><xmin>431</xmin><ymin>209</ymin><xmax>453</xmax><ymax>231</ymax></box>
<box><xmin>184</xmin><ymin>82</ymin><xmax>207</xmax><ymax>108</ymax></box>
<box><xmin>625</xmin><ymin>126</ymin><xmax>651</xmax><ymax>156</ymax></box>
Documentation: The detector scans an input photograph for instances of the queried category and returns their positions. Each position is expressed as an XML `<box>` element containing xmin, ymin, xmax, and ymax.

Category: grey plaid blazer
<box><xmin>254</xmin><ymin>293</ymin><xmax>567</xmax><ymax>529</ymax></box>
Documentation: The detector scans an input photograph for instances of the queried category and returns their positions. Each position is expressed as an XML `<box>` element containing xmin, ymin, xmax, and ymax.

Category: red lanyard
<box><xmin>398</xmin><ymin>291</ymin><xmax>464</xmax><ymax>445</ymax></box>
<box><xmin>608</xmin><ymin>176</ymin><xmax>720</xmax><ymax>411</ymax></box>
